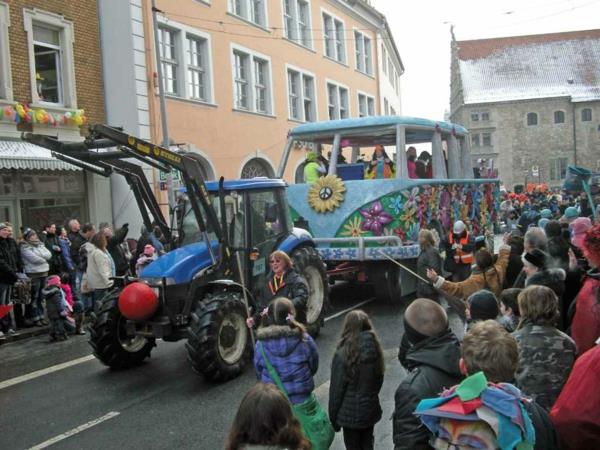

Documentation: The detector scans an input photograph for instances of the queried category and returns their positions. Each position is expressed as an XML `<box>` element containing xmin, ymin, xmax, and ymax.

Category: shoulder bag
<box><xmin>259</xmin><ymin>342</ymin><xmax>334</xmax><ymax>450</ymax></box>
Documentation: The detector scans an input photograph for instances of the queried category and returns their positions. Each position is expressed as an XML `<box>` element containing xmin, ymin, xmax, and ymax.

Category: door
<box><xmin>246</xmin><ymin>190</ymin><xmax>287</xmax><ymax>296</ymax></box>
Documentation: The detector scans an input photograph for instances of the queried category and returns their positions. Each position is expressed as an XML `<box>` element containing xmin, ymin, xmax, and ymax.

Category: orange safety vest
<box><xmin>448</xmin><ymin>232</ymin><xmax>474</xmax><ymax>264</ymax></box>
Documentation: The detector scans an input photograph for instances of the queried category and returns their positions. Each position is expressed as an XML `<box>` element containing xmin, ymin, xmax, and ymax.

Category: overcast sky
<box><xmin>372</xmin><ymin>0</ymin><xmax>600</xmax><ymax>121</ymax></box>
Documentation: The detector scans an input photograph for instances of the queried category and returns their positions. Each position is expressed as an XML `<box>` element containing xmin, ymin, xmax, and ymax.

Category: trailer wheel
<box><xmin>186</xmin><ymin>291</ymin><xmax>252</xmax><ymax>381</ymax></box>
<box><xmin>292</xmin><ymin>246</ymin><xmax>329</xmax><ymax>337</ymax></box>
<box><xmin>88</xmin><ymin>288</ymin><xmax>156</xmax><ymax>369</ymax></box>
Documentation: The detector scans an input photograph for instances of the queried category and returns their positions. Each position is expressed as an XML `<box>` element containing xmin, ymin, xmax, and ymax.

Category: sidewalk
<box><xmin>0</xmin><ymin>324</ymin><xmax>49</xmax><ymax>345</ymax></box>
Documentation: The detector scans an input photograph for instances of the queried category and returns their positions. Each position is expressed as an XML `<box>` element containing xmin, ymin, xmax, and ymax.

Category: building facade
<box><xmin>449</xmin><ymin>29</ymin><xmax>600</xmax><ymax>190</ymax></box>
<box><xmin>0</xmin><ymin>0</ymin><xmax>110</xmax><ymax>234</ymax></box>
<box><xmin>98</xmin><ymin>0</ymin><xmax>403</xmax><ymax>230</ymax></box>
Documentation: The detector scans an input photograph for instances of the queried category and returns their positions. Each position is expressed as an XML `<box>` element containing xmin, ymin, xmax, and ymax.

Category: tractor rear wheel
<box><xmin>186</xmin><ymin>291</ymin><xmax>252</xmax><ymax>381</ymax></box>
<box><xmin>291</xmin><ymin>246</ymin><xmax>329</xmax><ymax>337</ymax></box>
<box><xmin>88</xmin><ymin>288</ymin><xmax>156</xmax><ymax>369</ymax></box>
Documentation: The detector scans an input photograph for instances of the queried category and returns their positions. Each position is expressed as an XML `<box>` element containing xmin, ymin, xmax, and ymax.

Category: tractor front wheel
<box><xmin>186</xmin><ymin>291</ymin><xmax>252</xmax><ymax>382</ymax></box>
<box><xmin>88</xmin><ymin>288</ymin><xmax>156</xmax><ymax>369</ymax></box>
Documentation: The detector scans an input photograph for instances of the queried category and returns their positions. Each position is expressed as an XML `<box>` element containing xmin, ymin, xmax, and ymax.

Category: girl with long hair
<box><xmin>225</xmin><ymin>382</ymin><xmax>311</xmax><ymax>450</ymax></box>
<box><xmin>328</xmin><ymin>310</ymin><xmax>384</xmax><ymax>450</ymax></box>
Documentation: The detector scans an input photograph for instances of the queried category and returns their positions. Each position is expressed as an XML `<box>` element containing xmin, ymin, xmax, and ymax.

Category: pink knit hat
<box><xmin>570</xmin><ymin>217</ymin><xmax>592</xmax><ymax>249</ymax></box>
<box><xmin>46</xmin><ymin>275</ymin><xmax>61</xmax><ymax>287</ymax></box>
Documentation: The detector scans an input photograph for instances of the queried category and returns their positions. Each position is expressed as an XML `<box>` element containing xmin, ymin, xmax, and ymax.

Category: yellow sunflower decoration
<box><xmin>308</xmin><ymin>175</ymin><xmax>346</xmax><ymax>213</ymax></box>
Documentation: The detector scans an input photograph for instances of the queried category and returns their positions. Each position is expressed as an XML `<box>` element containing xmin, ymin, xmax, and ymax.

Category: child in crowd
<box><xmin>43</xmin><ymin>275</ymin><xmax>68</xmax><ymax>341</ymax></box>
<box><xmin>498</xmin><ymin>288</ymin><xmax>521</xmax><ymax>332</ymax></box>
<box><xmin>465</xmin><ymin>290</ymin><xmax>499</xmax><ymax>331</ymax></box>
<box><xmin>136</xmin><ymin>244</ymin><xmax>157</xmax><ymax>277</ymax></box>
<box><xmin>60</xmin><ymin>272</ymin><xmax>85</xmax><ymax>335</ymax></box>
<box><xmin>329</xmin><ymin>310</ymin><xmax>384</xmax><ymax>450</ymax></box>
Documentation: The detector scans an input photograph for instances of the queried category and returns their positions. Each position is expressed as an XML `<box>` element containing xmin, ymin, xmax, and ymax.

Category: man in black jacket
<box><xmin>0</xmin><ymin>222</ymin><xmax>22</xmax><ymax>336</ymax></box>
<box><xmin>99</xmin><ymin>222</ymin><xmax>130</xmax><ymax>276</ymax></box>
<box><xmin>393</xmin><ymin>298</ymin><xmax>462</xmax><ymax>450</ymax></box>
<box><xmin>460</xmin><ymin>320</ymin><xmax>559</xmax><ymax>450</ymax></box>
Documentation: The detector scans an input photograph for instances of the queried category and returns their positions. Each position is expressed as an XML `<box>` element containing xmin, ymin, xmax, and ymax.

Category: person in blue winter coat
<box><xmin>253</xmin><ymin>297</ymin><xmax>318</xmax><ymax>405</ymax></box>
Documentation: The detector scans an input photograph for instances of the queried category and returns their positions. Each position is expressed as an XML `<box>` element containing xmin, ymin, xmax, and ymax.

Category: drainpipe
<box><xmin>572</xmin><ymin>101</ymin><xmax>578</xmax><ymax>166</ymax></box>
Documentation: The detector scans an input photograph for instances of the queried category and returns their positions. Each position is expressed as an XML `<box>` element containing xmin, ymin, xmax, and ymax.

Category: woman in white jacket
<box><xmin>86</xmin><ymin>232</ymin><xmax>115</xmax><ymax>303</ymax></box>
<box><xmin>20</xmin><ymin>229</ymin><xmax>52</xmax><ymax>326</ymax></box>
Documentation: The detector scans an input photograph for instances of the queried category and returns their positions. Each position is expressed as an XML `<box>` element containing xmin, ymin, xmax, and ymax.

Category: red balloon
<box><xmin>118</xmin><ymin>282</ymin><xmax>158</xmax><ymax>321</ymax></box>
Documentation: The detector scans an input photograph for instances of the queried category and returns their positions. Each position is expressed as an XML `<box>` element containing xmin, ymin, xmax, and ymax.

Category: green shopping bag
<box><xmin>259</xmin><ymin>343</ymin><xmax>334</xmax><ymax>450</ymax></box>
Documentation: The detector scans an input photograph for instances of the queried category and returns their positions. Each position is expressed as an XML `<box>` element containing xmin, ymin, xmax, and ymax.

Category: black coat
<box><xmin>68</xmin><ymin>231</ymin><xmax>87</xmax><ymax>269</ymax></box>
<box><xmin>523</xmin><ymin>397</ymin><xmax>560</xmax><ymax>450</ymax></box>
<box><xmin>328</xmin><ymin>331</ymin><xmax>384</xmax><ymax>430</ymax></box>
<box><xmin>259</xmin><ymin>269</ymin><xmax>308</xmax><ymax>323</ymax></box>
<box><xmin>42</xmin><ymin>232</ymin><xmax>63</xmax><ymax>275</ymax></box>
<box><xmin>107</xmin><ymin>225</ymin><xmax>129</xmax><ymax>276</ymax></box>
<box><xmin>393</xmin><ymin>329</ymin><xmax>462</xmax><ymax>450</ymax></box>
<box><xmin>43</xmin><ymin>285</ymin><xmax>63</xmax><ymax>320</ymax></box>
<box><xmin>504</xmin><ymin>252</ymin><xmax>524</xmax><ymax>289</ymax></box>
<box><xmin>547</xmin><ymin>237</ymin><xmax>570</xmax><ymax>270</ymax></box>
<box><xmin>417</xmin><ymin>247</ymin><xmax>442</xmax><ymax>300</ymax></box>
<box><xmin>0</xmin><ymin>237</ymin><xmax>22</xmax><ymax>284</ymax></box>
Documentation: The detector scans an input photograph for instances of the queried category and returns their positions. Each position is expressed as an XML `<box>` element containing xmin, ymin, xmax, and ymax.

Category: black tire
<box><xmin>88</xmin><ymin>288</ymin><xmax>156</xmax><ymax>369</ymax></box>
<box><xmin>372</xmin><ymin>260</ymin><xmax>417</xmax><ymax>302</ymax></box>
<box><xmin>186</xmin><ymin>291</ymin><xmax>252</xmax><ymax>382</ymax></box>
<box><xmin>291</xmin><ymin>246</ymin><xmax>329</xmax><ymax>337</ymax></box>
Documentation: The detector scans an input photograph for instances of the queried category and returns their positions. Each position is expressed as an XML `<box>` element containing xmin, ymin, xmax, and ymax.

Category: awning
<box><xmin>0</xmin><ymin>140</ymin><xmax>82</xmax><ymax>171</ymax></box>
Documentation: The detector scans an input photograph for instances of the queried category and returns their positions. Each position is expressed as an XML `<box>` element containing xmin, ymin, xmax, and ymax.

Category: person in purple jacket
<box><xmin>253</xmin><ymin>297</ymin><xmax>319</xmax><ymax>405</ymax></box>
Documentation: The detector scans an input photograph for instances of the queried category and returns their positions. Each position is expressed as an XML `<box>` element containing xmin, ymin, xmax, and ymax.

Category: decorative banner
<box><xmin>0</xmin><ymin>103</ymin><xmax>87</xmax><ymax>128</ymax></box>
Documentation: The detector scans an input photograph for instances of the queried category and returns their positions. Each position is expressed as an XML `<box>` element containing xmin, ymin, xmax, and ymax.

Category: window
<box><xmin>287</xmin><ymin>67</ymin><xmax>315</xmax><ymax>122</ymax></box>
<box><xmin>232</xmin><ymin>46</ymin><xmax>272</xmax><ymax>115</ymax></box>
<box><xmin>527</xmin><ymin>112</ymin><xmax>538</xmax><ymax>126</ymax></box>
<box><xmin>582</xmin><ymin>108</ymin><xmax>592</xmax><ymax>122</ymax></box>
<box><xmin>158</xmin><ymin>21</ymin><xmax>214</xmax><ymax>103</ymax></box>
<box><xmin>384</xmin><ymin>98</ymin><xmax>389</xmax><ymax>115</ymax></box>
<box><xmin>471</xmin><ymin>134</ymin><xmax>480</xmax><ymax>147</ymax></box>
<box><xmin>549</xmin><ymin>157</ymin><xmax>568</xmax><ymax>181</ymax></box>
<box><xmin>241</xmin><ymin>158</ymin><xmax>273</xmax><ymax>179</ymax></box>
<box><xmin>554</xmin><ymin>110</ymin><xmax>565</xmax><ymax>124</ymax></box>
<box><xmin>228</xmin><ymin>0</ymin><xmax>267</xmax><ymax>28</ymax></box>
<box><xmin>327</xmin><ymin>81</ymin><xmax>349</xmax><ymax>120</ymax></box>
<box><xmin>482</xmin><ymin>132</ymin><xmax>491</xmax><ymax>147</ymax></box>
<box><xmin>322</xmin><ymin>12</ymin><xmax>345</xmax><ymax>63</ymax></box>
<box><xmin>390</xmin><ymin>106</ymin><xmax>396</xmax><ymax>116</ymax></box>
<box><xmin>471</xmin><ymin>112</ymin><xmax>479</xmax><ymax>121</ymax></box>
<box><xmin>481</xmin><ymin>112</ymin><xmax>490</xmax><ymax>121</ymax></box>
<box><xmin>358</xmin><ymin>93</ymin><xmax>375</xmax><ymax>117</ymax></box>
<box><xmin>283</xmin><ymin>0</ymin><xmax>312</xmax><ymax>48</ymax></box>
<box><xmin>24</xmin><ymin>9</ymin><xmax>77</xmax><ymax>107</ymax></box>
<box><xmin>354</xmin><ymin>30</ymin><xmax>372</xmax><ymax>75</ymax></box>
<box><xmin>0</xmin><ymin>2</ymin><xmax>12</xmax><ymax>100</ymax></box>
<box><xmin>381</xmin><ymin>45</ymin><xmax>387</xmax><ymax>75</ymax></box>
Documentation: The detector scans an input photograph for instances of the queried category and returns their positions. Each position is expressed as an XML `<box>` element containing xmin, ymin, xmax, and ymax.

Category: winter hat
<box><xmin>143</xmin><ymin>244</ymin><xmax>155</xmax><ymax>256</ymax></box>
<box><xmin>564</xmin><ymin>206</ymin><xmax>579</xmax><ymax>220</ymax></box>
<box><xmin>570</xmin><ymin>217</ymin><xmax>592</xmax><ymax>249</ymax></box>
<box><xmin>415</xmin><ymin>372</ymin><xmax>536</xmax><ymax>450</ymax></box>
<box><xmin>522</xmin><ymin>248</ymin><xmax>547</xmax><ymax>270</ymax></box>
<box><xmin>467</xmin><ymin>290</ymin><xmax>499</xmax><ymax>321</ymax></box>
<box><xmin>46</xmin><ymin>275</ymin><xmax>61</xmax><ymax>287</ymax></box>
<box><xmin>23</xmin><ymin>228</ymin><xmax>36</xmax><ymax>241</ymax></box>
<box><xmin>540</xmin><ymin>208</ymin><xmax>552</xmax><ymax>219</ymax></box>
<box><xmin>537</xmin><ymin>218</ymin><xmax>549</xmax><ymax>230</ymax></box>
<box><xmin>453</xmin><ymin>220</ymin><xmax>466</xmax><ymax>234</ymax></box>
<box><xmin>544</xmin><ymin>220</ymin><xmax>562</xmax><ymax>239</ymax></box>
<box><xmin>0</xmin><ymin>222</ymin><xmax>8</xmax><ymax>230</ymax></box>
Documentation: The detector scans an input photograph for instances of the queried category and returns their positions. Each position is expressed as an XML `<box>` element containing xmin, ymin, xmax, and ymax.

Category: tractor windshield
<box><xmin>177</xmin><ymin>193</ymin><xmax>220</xmax><ymax>247</ymax></box>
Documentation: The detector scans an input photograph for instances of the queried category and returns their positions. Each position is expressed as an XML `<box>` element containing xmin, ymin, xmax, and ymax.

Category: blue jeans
<box><xmin>0</xmin><ymin>283</ymin><xmax>13</xmax><ymax>331</ymax></box>
<box><xmin>26</xmin><ymin>276</ymin><xmax>46</xmax><ymax>322</ymax></box>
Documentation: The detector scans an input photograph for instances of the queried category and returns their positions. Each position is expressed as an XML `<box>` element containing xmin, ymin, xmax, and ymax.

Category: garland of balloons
<box><xmin>0</xmin><ymin>103</ymin><xmax>87</xmax><ymax>127</ymax></box>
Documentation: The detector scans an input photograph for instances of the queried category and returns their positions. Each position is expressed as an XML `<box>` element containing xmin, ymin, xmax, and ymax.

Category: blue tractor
<box><xmin>23</xmin><ymin>126</ymin><xmax>328</xmax><ymax>381</ymax></box>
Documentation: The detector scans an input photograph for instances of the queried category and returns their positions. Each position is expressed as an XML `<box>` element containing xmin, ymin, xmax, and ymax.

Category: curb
<box><xmin>0</xmin><ymin>326</ymin><xmax>49</xmax><ymax>344</ymax></box>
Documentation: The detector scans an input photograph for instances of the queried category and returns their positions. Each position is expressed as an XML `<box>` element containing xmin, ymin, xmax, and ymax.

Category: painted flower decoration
<box><xmin>387</xmin><ymin>195</ymin><xmax>404</xmax><ymax>215</ymax></box>
<box><xmin>359</xmin><ymin>201</ymin><xmax>393</xmax><ymax>236</ymax></box>
<box><xmin>402</xmin><ymin>187</ymin><xmax>421</xmax><ymax>209</ymax></box>
<box><xmin>342</xmin><ymin>216</ymin><xmax>364</xmax><ymax>238</ymax></box>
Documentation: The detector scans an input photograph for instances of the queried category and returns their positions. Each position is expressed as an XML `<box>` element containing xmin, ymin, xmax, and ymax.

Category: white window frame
<box><xmin>23</xmin><ymin>8</ymin><xmax>76</xmax><ymax>108</ymax></box>
<box><xmin>228</xmin><ymin>0</ymin><xmax>268</xmax><ymax>29</ymax></box>
<box><xmin>381</xmin><ymin>44</ymin><xmax>387</xmax><ymax>76</ymax></box>
<box><xmin>282</xmin><ymin>0</ymin><xmax>313</xmax><ymax>49</ymax></box>
<box><xmin>158</xmin><ymin>27</ymin><xmax>179</xmax><ymax>96</ymax></box>
<box><xmin>0</xmin><ymin>2</ymin><xmax>12</xmax><ymax>100</ymax></box>
<box><xmin>549</xmin><ymin>157</ymin><xmax>568</xmax><ymax>181</ymax></box>
<box><xmin>326</xmin><ymin>79</ymin><xmax>350</xmax><ymax>120</ymax></box>
<box><xmin>285</xmin><ymin>64</ymin><xmax>317</xmax><ymax>122</ymax></box>
<box><xmin>157</xmin><ymin>17</ymin><xmax>215</xmax><ymax>105</ymax></box>
<box><xmin>482</xmin><ymin>132</ymin><xmax>492</xmax><ymax>147</ymax></box>
<box><xmin>384</xmin><ymin>98</ymin><xmax>389</xmax><ymax>115</ymax></box>
<box><xmin>353</xmin><ymin>28</ymin><xmax>372</xmax><ymax>76</ymax></box>
<box><xmin>321</xmin><ymin>9</ymin><xmax>346</xmax><ymax>64</ymax></box>
<box><xmin>357</xmin><ymin>91</ymin><xmax>375</xmax><ymax>118</ymax></box>
<box><xmin>231</xmin><ymin>43</ymin><xmax>274</xmax><ymax>116</ymax></box>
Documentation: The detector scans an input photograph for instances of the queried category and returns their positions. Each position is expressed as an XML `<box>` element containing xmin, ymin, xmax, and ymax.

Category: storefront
<box><xmin>0</xmin><ymin>140</ymin><xmax>110</xmax><ymax>234</ymax></box>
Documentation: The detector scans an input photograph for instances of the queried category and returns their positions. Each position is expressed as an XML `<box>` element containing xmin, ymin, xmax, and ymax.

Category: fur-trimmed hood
<box><xmin>256</xmin><ymin>325</ymin><xmax>305</xmax><ymax>358</ymax></box>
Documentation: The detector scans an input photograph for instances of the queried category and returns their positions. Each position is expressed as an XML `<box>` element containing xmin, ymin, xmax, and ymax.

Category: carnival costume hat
<box><xmin>564</xmin><ymin>206</ymin><xmax>579</xmax><ymax>220</ymax></box>
<box><xmin>415</xmin><ymin>372</ymin><xmax>536</xmax><ymax>450</ymax></box>
<box><xmin>540</xmin><ymin>209</ymin><xmax>552</xmax><ymax>219</ymax></box>
<box><xmin>570</xmin><ymin>217</ymin><xmax>593</xmax><ymax>249</ymax></box>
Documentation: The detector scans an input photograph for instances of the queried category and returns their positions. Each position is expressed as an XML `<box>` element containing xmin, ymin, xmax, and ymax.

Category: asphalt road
<box><xmin>0</xmin><ymin>282</ymin><xmax>463</xmax><ymax>450</ymax></box>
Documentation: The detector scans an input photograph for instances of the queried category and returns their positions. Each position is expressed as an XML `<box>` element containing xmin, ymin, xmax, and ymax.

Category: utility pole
<box><xmin>151</xmin><ymin>0</ymin><xmax>175</xmax><ymax>210</ymax></box>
